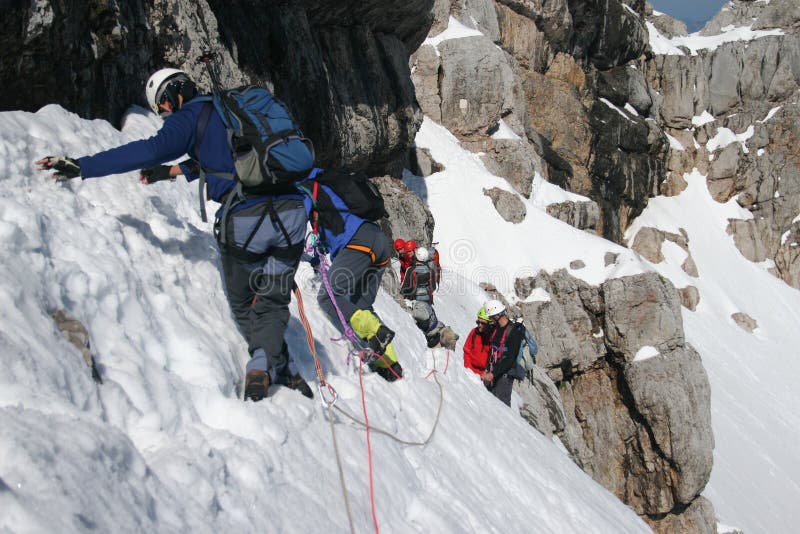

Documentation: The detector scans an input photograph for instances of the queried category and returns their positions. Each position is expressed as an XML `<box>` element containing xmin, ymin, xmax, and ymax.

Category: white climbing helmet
<box><xmin>415</xmin><ymin>246</ymin><xmax>430</xmax><ymax>262</ymax></box>
<box><xmin>484</xmin><ymin>299</ymin><xmax>506</xmax><ymax>317</ymax></box>
<box><xmin>145</xmin><ymin>68</ymin><xmax>187</xmax><ymax>113</ymax></box>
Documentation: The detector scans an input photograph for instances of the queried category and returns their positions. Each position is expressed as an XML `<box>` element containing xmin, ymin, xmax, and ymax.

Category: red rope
<box><xmin>358</xmin><ymin>361</ymin><xmax>380</xmax><ymax>533</ymax></box>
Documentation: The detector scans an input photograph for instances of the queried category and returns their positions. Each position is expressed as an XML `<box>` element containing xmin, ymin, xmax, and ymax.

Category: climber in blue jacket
<box><xmin>36</xmin><ymin>68</ymin><xmax>312</xmax><ymax>402</ymax></box>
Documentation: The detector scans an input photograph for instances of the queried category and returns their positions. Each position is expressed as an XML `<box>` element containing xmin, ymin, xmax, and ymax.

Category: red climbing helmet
<box><xmin>394</xmin><ymin>238</ymin><xmax>406</xmax><ymax>251</ymax></box>
<box><xmin>403</xmin><ymin>240</ymin><xmax>417</xmax><ymax>254</ymax></box>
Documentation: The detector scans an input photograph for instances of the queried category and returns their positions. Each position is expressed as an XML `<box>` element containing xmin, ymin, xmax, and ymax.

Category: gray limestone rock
<box><xmin>623</xmin><ymin>345</ymin><xmax>714</xmax><ymax>506</ymax></box>
<box><xmin>678</xmin><ymin>286</ymin><xmax>700</xmax><ymax>311</ymax></box>
<box><xmin>483</xmin><ymin>187</ymin><xmax>526</xmax><ymax>223</ymax></box>
<box><xmin>438</xmin><ymin>35</ymin><xmax>520</xmax><ymax>136</ymax></box>
<box><xmin>452</xmin><ymin>0</ymin><xmax>501</xmax><ymax>43</ymax></box>
<box><xmin>495</xmin><ymin>1</ymin><xmax>551</xmax><ymax>73</ymax></box>
<box><xmin>727</xmin><ymin>219</ymin><xmax>768</xmax><ymax>263</ymax></box>
<box><xmin>514</xmin><ymin>365</ymin><xmax>567</xmax><ymax>436</ymax></box>
<box><xmin>546</xmin><ymin>200</ymin><xmax>600</xmax><ymax>233</ymax></box>
<box><xmin>373</xmin><ymin>175</ymin><xmax>435</xmax><ymax>245</ymax></box>
<box><xmin>603</xmin><ymin>273</ymin><xmax>684</xmax><ymax>361</ymax></box>
<box><xmin>631</xmin><ymin>227</ymin><xmax>666</xmax><ymax>263</ymax></box>
<box><xmin>409</xmin><ymin>146</ymin><xmax>445</xmax><ymax>177</ymax></box>
<box><xmin>648</xmin><ymin>12</ymin><xmax>688</xmax><ymax>39</ymax></box>
<box><xmin>644</xmin><ymin>494</ymin><xmax>717</xmax><ymax>534</ymax></box>
<box><xmin>515</xmin><ymin>271</ymin><xmax>605</xmax><ymax>379</ymax></box>
<box><xmin>463</xmin><ymin>137</ymin><xmax>541</xmax><ymax>197</ymax></box>
<box><xmin>410</xmin><ymin>44</ymin><xmax>443</xmax><ymax>123</ymax></box>
<box><xmin>731</xmin><ymin>312</ymin><xmax>758</xmax><ymax>333</ymax></box>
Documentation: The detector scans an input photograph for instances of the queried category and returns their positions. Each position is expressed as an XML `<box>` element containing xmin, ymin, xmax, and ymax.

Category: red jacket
<box><xmin>399</xmin><ymin>253</ymin><xmax>414</xmax><ymax>282</ymax></box>
<box><xmin>463</xmin><ymin>327</ymin><xmax>491</xmax><ymax>375</ymax></box>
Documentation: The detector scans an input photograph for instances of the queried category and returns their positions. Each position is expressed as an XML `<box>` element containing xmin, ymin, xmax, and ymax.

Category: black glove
<box><xmin>36</xmin><ymin>156</ymin><xmax>81</xmax><ymax>180</ymax></box>
<box><xmin>140</xmin><ymin>165</ymin><xmax>173</xmax><ymax>184</ymax></box>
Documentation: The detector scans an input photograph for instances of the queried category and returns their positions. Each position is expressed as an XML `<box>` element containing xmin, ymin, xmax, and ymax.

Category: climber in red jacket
<box><xmin>463</xmin><ymin>307</ymin><xmax>494</xmax><ymax>375</ymax></box>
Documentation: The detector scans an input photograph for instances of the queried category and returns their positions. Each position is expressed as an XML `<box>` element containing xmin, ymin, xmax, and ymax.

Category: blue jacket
<box><xmin>77</xmin><ymin>98</ymin><xmax>299</xmax><ymax>216</ymax></box>
<box><xmin>300</xmin><ymin>171</ymin><xmax>366</xmax><ymax>259</ymax></box>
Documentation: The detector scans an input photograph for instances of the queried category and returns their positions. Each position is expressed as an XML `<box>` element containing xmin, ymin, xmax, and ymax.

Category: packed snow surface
<box><xmin>0</xmin><ymin>106</ymin><xmax>652</xmax><ymax>533</ymax></box>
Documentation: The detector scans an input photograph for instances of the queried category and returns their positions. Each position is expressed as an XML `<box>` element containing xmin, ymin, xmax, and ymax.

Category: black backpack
<box><xmin>305</xmin><ymin>169</ymin><xmax>388</xmax><ymax>235</ymax></box>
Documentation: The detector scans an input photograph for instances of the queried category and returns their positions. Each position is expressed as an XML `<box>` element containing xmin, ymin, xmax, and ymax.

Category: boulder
<box><xmin>462</xmin><ymin>137</ymin><xmax>541</xmax><ymax>197</ymax></box>
<box><xmin>438</xmin><ymin>35</ymin><xmax>520</xmax><ymax>136</ymax></box>
<box><xmin>623</xmin><ymin>345</ymin><xmax>714</xmax><ymax>506</ymax></box>
<box><xmin>631</xmin><ymin>227</ymin><xmax>666</xmax><ymax>263</ymax></box>
<box><xmin>727</xmin><ymin>219</ymin><xmax>768</xmax><ymax>263</ymax></box>
<box><xmin>603</xmin><ymin>273</ymin><xmax>684</xmax><ymax>361</ymax></box>
<box><xmin>373</xmin><ymin>175</ymin><xmax>435</xmax><ymax>244</ymax></box>
<box><xmin>731</xmin><ymin>312</ymin><xmax>758</xmax><ymax>333</ymax></box>
<box><xmin>514</xmin><ymin>365</ymin><xmax>567</xmax><ymax>436</ymax></box>
<box><xmin>483</xmin><ymin>187</ymin><xmax>526</xmax><ymax>223</ymax></box>
<box><xmin>678</xmin><ymin>286</ymin><xmax>700</xmax><ymax>311</ymax></box>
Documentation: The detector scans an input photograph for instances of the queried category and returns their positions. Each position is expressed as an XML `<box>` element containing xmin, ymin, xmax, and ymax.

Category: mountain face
<box><xmin>648</xmin><ymin>0</ymin><xmax>800</xmax><ymax>290</ymax></box>
<box><xmin>3</xmin><ymin>0</ymin><xmax>797</xmax><ymax>532</ymax></box>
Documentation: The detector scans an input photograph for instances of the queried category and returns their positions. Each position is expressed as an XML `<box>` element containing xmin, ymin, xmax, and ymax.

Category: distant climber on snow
<box><xmin>35</xmin><ymin>66</ymin><xmax>316</xmax><ymax>402</ymax></box>
<box><xmin>400</xmin><ymin>245</ymin><xmax>458</xmax><ymax>350</ymax></box>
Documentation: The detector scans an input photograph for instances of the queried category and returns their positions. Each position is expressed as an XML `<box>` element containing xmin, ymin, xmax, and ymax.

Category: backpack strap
<box><xmin>344</xmin><ymin>244</ymin><xmax>390</xmax><ymax>267</ymax></box>
<box><xmin>265</xmin><ymin>196</ymin><xmax>294</xmax><ymax>248</ymax></box>
<box><xmin>193</xmin><ymin>101</ymin><xmax>215</xmax><ymax>222</ymax></box>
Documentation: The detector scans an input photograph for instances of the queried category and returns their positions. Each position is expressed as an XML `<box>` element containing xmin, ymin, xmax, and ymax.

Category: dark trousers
<box><xmin>219</xmin><ymin>198</ymin><xmax>306</xmax><ymax>382</ymax></box>
<box><xmin>318</xmin><ymin>223</ymin><xmax>389</xmax><ymax>324</ymax></box>
<box><xmin>487</xmin><ymin>374</ymin><xmax>514</xmax><ymax>407</ymax></box>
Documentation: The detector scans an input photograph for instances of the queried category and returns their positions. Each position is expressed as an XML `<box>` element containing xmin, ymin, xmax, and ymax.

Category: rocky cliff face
<box><xmin>412</xmin><ymin>0</ymin><xmax>668</xmax><ymax>242</ymax></box>
<box><xmin>0</xmin><ymin>0</ymin><xmax>433</xmax><ymax>174</ymax></box>
<box><xmin>646</xmin><ymin>0</ymin><xmax>800</xmax><ymax>290</ymax></box>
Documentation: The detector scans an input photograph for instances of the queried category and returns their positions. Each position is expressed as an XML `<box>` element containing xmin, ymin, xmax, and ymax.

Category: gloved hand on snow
<box><xmin>36</xmin><ymin>156</ymin><xmax>81</xmax><ymax>181</ymax></box>
<box><xmin>139</xmin><ymin>165</ymin><xmax>174</xmax><ymax>184</ymax></box>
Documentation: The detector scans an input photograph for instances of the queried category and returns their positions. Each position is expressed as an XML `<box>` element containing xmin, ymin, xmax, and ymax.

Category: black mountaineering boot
<box><xmin>244</xmin><ymin>370</ymin><xmax>269</xmax><ymax>402</ymax></box>
<box><xmin>375</xmin><ymin>362</ymin><xmax>403</xmax><ymax>382</ymax></box>
<box><xmin>367</xmin><ymin>325</ymin><xmax>395</xmax><ymax>355</ymax></box>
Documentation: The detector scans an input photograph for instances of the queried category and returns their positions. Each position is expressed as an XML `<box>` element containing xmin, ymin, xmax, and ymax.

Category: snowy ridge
<box><xmin>647</xmin><ymin>20</ymin><xmax>784</xmax><ymax>56</ymax></box>
<box><xmin>0</xmin><ymin>106</ymin><xmax>649</xmax><ymax>533</ymax></box>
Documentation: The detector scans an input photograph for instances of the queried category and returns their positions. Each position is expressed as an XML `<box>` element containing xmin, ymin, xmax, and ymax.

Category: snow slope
<box><xmin>0</xmin><ymin>106</ymin><xmax>650</xmax><ymax>532</ymax></box>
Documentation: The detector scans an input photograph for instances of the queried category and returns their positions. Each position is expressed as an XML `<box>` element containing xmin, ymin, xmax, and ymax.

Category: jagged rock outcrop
<box><xmin>630</xmin><ymin>226</ymin><xmax>699</xmax><ymax>277</ymax></box>
<box><xmin>373</xmin><ymin>175</ymin><xmax>435</xmax><ymax>245</ymax></box>
<box><xmin>514</xmin><ymin>270</ymin><xmax>714</xmax><ymax>532</ymax></box>
<box><xmin>0</xmin><ymin>0</ymin><xmax>434</xmax><ymax>174</ymax></box>
<box><xmin>546</xmin><ymin>200</ymin><xmax>600</xmax><ymax>232</ymax></box>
